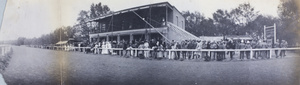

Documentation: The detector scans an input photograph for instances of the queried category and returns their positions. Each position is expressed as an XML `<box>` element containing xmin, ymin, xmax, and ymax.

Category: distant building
<box><xmin>87</xmin><ymin>2</ymin><xmax>198</xmax><ymax>43</ymax></box>
<box><xmin>199</xmin><ymin>35</ymin><xmax>253</xmax><ymax>42</ymax></box>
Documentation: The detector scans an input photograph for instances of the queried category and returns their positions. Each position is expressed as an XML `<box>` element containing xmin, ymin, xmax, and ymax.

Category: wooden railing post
<box><xmin>269</xmin><ymin>49</ymin><xmax>272</xmax><ymax>59</ymax></box>
<box><xmin>250</xmin><ymin>49</ymin><xmax>253</xmax><ymax>59</ymax></box>
<box><xmin>135</xmin><ymin>49</ymin><xmax>137</xmax><ymax>57</ymax></box>
<box><xmin>168</xmin><ymin>50</ymin><xmax>171</xmax><ymax>59</ymax></box>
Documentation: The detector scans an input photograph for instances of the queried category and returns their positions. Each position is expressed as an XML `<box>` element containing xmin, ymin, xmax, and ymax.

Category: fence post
<box><xmin>135</xmin><ymin>49</ymin><xmax>137</xmax><ymax>57</ymax></box>
<box><xmin>191</xmin><ymin>50</ymin><xmax>194</xmax><ymax>59</ymax></box>
<box><xmin>269</xmin><ymin>49</ymin><xmax>272</xmax><ymax>58</ymax></box>
<box><xmin>250</xmin><ymin>49</ymin><xmax>253</xmax><ymax>59</ymax></box>
<box><xmin>168</xmin><ymin>50</ymin><xmax>171</xmax><ymax>59</ymax></box>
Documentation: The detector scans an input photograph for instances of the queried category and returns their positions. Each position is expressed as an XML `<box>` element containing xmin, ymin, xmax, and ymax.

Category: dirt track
<box><xmin>2</xmin><ymin>46</ymin><xmax>300</xmax><ymax>85</ymax></box>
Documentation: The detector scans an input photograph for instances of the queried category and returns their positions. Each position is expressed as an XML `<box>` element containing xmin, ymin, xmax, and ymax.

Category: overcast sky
<box><xmin>0</xmin><ymin>0</ymin><xmax>280</xmax><ymax>41</ymax></box>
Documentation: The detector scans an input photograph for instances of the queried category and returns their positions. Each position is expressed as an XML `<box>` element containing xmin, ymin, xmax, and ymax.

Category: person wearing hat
<box><xmin>274</xmin><ymin>39</ymin><xmax>280</xmax><ymax>58</ymax></box>
<box><xmin>239</xmin><ymin>40</ymin><xmax>246</xmax><ymax>60</ymax></box>
<box><xmin>210</xmin><ymin>41</ymin><xmax>218</xmax><ymax>60</ymax></box>
<box><xmin>144</xmin><ymin>41</ymin><xmax>150</xmax><ymax>58</ymax></box>
<box><xmin>245</xmin><ymin>41</ymin><xmax>252</xmax><ymax>59</ymax></box>
<box><xmin>226</xmin><ymin>39</ymin><xmax>235</xmax><ymax>60</ymax></box>
<box><xmin>280</xmin><ymin>40</ymin><xmax>288</xmax><ymax>58</ymax></box>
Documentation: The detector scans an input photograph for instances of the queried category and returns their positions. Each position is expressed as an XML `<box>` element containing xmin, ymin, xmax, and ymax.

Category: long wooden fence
<box><xmin>0</xmin><ymin>45</ymin><xmax>12</xmax><ymax>56</ymax></box>
<box><xmin>30</xmin><ymin>45</ymin><xmax>300</xmax><ymax>60</ymax></box>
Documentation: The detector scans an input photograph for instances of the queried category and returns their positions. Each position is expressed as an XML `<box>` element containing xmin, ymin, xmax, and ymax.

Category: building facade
<box><xmin>88</xmin><ymin>2</ymin><xmax>197</xmax><ymax>43</ymax></box>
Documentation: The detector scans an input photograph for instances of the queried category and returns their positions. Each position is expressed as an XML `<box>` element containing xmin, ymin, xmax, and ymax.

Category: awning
<box><xmin>89</xmin><ymin>27</ymin><xmax>167</xmax><ymax>38</ymax></box>
<box><xmin>225</xmin><ymin>35</ymin><xmax>253</xmax><ymax>40</ymax></box>
<box><xmin>56</xmin><ymin>41</ymin><xmax>68</xmax><ymax>45</ymax></box>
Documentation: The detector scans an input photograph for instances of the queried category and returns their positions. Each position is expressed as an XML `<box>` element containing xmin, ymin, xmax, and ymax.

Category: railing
<box><xmin>0</xmin><ymin>45</ymin><xmax>12</xmax><ymax>56</ymax></box>
<box><xmin>30</xmin><ymin>45</ymin><xmax>300</xmax><ymax>60</ymax></box>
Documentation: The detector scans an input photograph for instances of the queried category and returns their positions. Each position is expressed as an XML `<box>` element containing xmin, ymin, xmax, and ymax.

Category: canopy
<box><xmin>56</xmin><ymin>41</ymin><xmax>68</xmax><ymax>45</ymax></box>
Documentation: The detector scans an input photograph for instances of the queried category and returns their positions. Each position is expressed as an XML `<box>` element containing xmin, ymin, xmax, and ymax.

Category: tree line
<box><xmin>14</xmin><ymin>0</ymin><xmax>300</xmax><ymax>46</ymax></box>
<box><xmin>14</xmin><ymin>2</ymin><xmax>111</xmax><ymax>46</ymax></box>
<box><xmin>183</xmin><ymin>0</ymin><xmax>299</xmax><ymax>45</ymax></box>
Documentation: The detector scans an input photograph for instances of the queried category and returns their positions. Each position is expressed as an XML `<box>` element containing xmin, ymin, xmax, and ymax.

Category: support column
<box><xmin>250</xmin><ymin>50</ymin><xmax>253</xmax><ymax>59</ymax></box>
<box><xmin>264</xmin><ymin>25</ymin><xmax>266</xmax><ymax>40</ymax></box>
<box><xmin>269</xmin><ymin>49</ymin><xmax>272</xmax><ymax>59</ymax></box>
<box><xmin>117</xmin><ymin>34</ymin><xmax>120</xmax><ymax>43</ymax></box>
<box><xmin>145</xmin><ymin>33</ymin><xmax>149</xmax><ymax>41</ymax></box>
<box><xmin>274</xmin><ymin>23</ymin><xmax>276</xmax><ymax>43</ymax></box>
<box><xmin>130</xmin><ymin>34</ymin><xmax>133</xmax><ymax>44</ymax></box>
<box><xmin>165</xmin><ymin>5</ymin><xmax>168</xmax><ymax>25</ymax></box>
<box><xmin>106</xmin><ymin>34</ymin><xmax>109</xmax><ymax>42</ymax></box>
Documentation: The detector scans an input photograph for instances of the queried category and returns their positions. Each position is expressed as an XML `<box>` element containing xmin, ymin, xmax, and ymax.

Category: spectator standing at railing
<box><xmin>239</xmin><ymin>40</ymin><xmax>246</xmax><ymax>60</ymax></box>
<box><xmin>150</xmin><ymin>39</ymin><xmax>157</xmax><ymax>58</ymax></box>
<box><xmin>162</xmin><ymin>42</ymin><xmax>167</xmax><ymax>58</ymax></box>
<box><xmin>157</xmin><ymin>42</ymin><xmax>163</xmax><ymax>59</ymax></box>
<box><xmin>216</xmin><ymin>41</ymin><xmax>221</xmax><ymax>60</ymax></box>
<box><xmin>210</xmin><ymin>41</ymin><xmax>218</xmax><ymax>60</ymax></box>
<box><xmin>202</xmin><ymin>41</ymin><xmax>208</xmax><ymax>59</ymax></box>
<box><xmin>117</xmin><ymin>42</ymin><xmax>122</xmax><ymax>55</ymax></box>
<box><xmin>187</xmin><ymin>41</ymin><xmax>193</xmax><ymax>59</ymax></box>
<box><xmin>245</xmin><ymin>41</ymin><xmax>252</xmax><ymax>59</ymax></box>
<box><xmin>226</xmin><ymin>40</ymin><xmax>235</xmax><ymax>60</ymax></box>
<box><xmin>107</xmin><ymin>41</ymin><xmax>112</xmax><ymax>55</ymax></box>
<box><xmin>127</xmin><ymin>44</ymin><xmax>133</xmax><ymax>57</ymax></box>
<box><xmin>175</xmin><ymin>42</ymin><xmax>181</xmax><ymax>60</ymax></box>
<box><xmin>101</xmin><ymin>42</ymin><xmax>107</xmax><ymax>54</ymax></box>
<box><xmin>137</xmin><ymin>41</ymin><xmax>145</xmax><ymax>58</ymax></box>
<box><xmin>181</xmin><ymin>41</ymin><xmax>187</xmax><ymax>59</ymax></box>
<box><xmin>218</xmin><ymin>41</ymin><xmax>226</xmax><ymax>60</ymax></box>
<box><xmin>206</xmin><ymin>41</ymin><xmax>211</xmax><ymax>60</ymax></box>
<box><xmin>132</xmin><ymin>41</ymin><xmax>138</xmax><ymax>57</ymax></box>
<box><xmin>280</xmin><ymin>40</ymin><xmax>288</xmax><ymax>58</ymax></box>
<box><xmin>195</xmin><ymin>40</ymin><xmax>202</xmax><ymax>59</ymax></box>
<box><xmin>251</xmin><ymin>40</ymin><xmax>258</xmax><ymax>59</ymax></box>
<box><xmin>170</xmin><ymin>42</ymin><xmax>176</xmax><ymax>59</ymax></box>
<box><xmin>274</xmin><ymin>39</ymin><xmax>280</xmax><ymax>58</ymax></box>
<box><xmin>256</xmin><ymin>41</ymin><xmax>264</xmax><ymax>59</ymax></box>
<box><xmin>151</xmin><ymin>41</ymin><xmax>158</xmax><ymax>59</ymax></box>
<box><xmin>191</xmin><ymin>40</ymin><xmax>198</xmax><ymax>59</ymax></box>
<box><xmin>260</xmin><ymin>41</ymin><xmax>268</xmax><ymax>59</ymax></box>
<box><xmin>122</xmin><ymin>40</ymin><xmax>128</xmax><ymax>57</ymax></box>
<box><xmin>112</xmin><ymin>41</ymin><xmax>117</xmax><ymax>55</ymax></box>
<box><xmin>144</xmin><ymin>41</ymin><xmax>150</xmax><ymax>58</ymax></box>
<box><xmin>93</xmin><ymin>42</ymin><xmax>99</xmax><ymax>54</ymax></box>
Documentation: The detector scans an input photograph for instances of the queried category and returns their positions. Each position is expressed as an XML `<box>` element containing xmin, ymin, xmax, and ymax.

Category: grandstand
<box><xmin>87</xmin><ymin>2</ymin><xmax>198</xmax><ymax>43</ymax></box>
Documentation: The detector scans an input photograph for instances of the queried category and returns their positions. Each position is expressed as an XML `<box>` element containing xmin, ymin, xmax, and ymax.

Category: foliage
<box><xmin>277</xmin><ymin>0</ymin><xmax>300</xmax><ymax>44</ymax></box>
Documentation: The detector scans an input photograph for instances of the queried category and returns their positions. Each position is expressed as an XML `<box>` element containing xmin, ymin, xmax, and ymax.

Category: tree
<box><xmin>77</xmin><ymin>10</ymin><xmax>90</xmax><ymax>39</ymax></box>
<box><xmin>230</xmin><ymin>3</ymin><xmax>259</xmax><ymax>26</ymax></box>
<box><xmin>182</xmin><ymin>11</ymin><xmax>216</xmax><ymax>36</ymax></box>
<box><xmin>90</xmin><ymin>3</ymin><xmax>97</xmax><ymax>19</ymax></box>
<box><xmin>278</xmin><ymin>0</ymin><xmax>300</xmax><ymax>44</ymax></box>
<box><xmin>213</xmin><ymin>9</ymin><xmax>236</xmax><ymax>35</ymax></box>
<box><xmin>245</xmin><ymin>15</ymin><xmax>280</xmax><ymax>40</ymax></box>
<box><xmin>90</xmin><ymin>2</ymin><xmax>111</xmax><ymax>19</ymax></box>
<box><xmin>16</xmin><ymin>37</ymin><xmax>26</xmax><ymax>45</ymax></box>
<box><xmin>76</xmin><ymin>2</ymin><xmax>112</xmax><ymax>41</ymax></box>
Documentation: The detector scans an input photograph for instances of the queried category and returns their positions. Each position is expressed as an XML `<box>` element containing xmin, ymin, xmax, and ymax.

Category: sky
<box><xmin>0</xmin><ymin>0</ymin><xmax>281</xmax><ymax>41</ymax></box>
<box><xmin>0</xmin><ymin>0</ymin><xmax>7</xmax><ymax>31</ymax></box>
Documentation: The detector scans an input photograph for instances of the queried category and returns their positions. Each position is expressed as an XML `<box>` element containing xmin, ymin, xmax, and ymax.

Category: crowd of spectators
<box><xmin>70</xmin><ymin>38</ymin><xmax>289</xmax><ymax>61</ymax></box>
